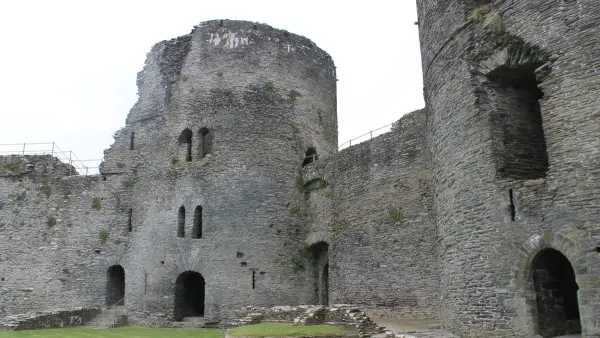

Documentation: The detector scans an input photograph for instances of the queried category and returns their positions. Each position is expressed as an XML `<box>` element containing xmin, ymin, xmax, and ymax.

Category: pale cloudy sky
<box><xmin>0</xmin><ymin>0</ymin><xmax>424</xmax><ymax>170</ymax></box>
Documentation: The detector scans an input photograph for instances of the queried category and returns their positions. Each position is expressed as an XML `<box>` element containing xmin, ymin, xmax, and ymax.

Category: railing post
<box><xmin>69</xmin><ymin>151</ymin><xmax>72</xmax><ymax>176</ymax></box>
<box><xmin>51</xmin><ymin>142</ymin><xmax>54</xmax><ymax>161</ymax></box>
<box><xmin>349</xmin><ymin>139</ymin><xmax>352</xmax><ymax>146</ymax></box>
<box><xmin>370</xmin><ymin>130</ymin><xmax>373</xmax><ymax>139</ymax></box>
<box><xmin>22</xmin><ymin>143</ymin><xmax>26</xmax><ymax>156</ymax></box>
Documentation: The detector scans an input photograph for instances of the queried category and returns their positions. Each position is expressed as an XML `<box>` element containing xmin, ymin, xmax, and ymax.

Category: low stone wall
<box><xmin>0</xmin><ymin>307</ymin><xmax>100</xmax><ymax>330</ymax></box>
<box><xmin>230</xmin><ymin>305</ymin><xmax>383</xmax><ymax>335</ymax></box>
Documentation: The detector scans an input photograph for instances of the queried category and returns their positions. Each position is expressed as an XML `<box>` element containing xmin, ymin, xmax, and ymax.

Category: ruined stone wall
<box><xmin>303</xmin><ymin>110</ymin><xmax>438</xmax><ymax>319</ymax></box>
<box><xmin>417</xmin><ymin>0</ymin><xmax>600</xmax><ymax>336</ymax></box>
<box><xmin>0</xmin><ymin>155</ymin><xmax>130</xmax><ymax>319</ymax></box>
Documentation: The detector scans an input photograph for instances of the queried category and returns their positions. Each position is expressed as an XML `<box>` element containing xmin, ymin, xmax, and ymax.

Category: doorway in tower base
<box><xmin>532</xmin><ymin>249</ymin><xmax>581</xmax><ymax>337</ymax></box>
<box><xmin>106</xmin><ymin>265</ymin><xmax>125</xmax><ymax>306</ymax></box>
<box><xmin>310</xmin><ymin>242</ymin><xmax>329</xmax><ymax>306</ymax></box>
<box><xmin>174</xmin><ymin>271</ymin><xmax>205</xmax><ymax>321</ymax></box>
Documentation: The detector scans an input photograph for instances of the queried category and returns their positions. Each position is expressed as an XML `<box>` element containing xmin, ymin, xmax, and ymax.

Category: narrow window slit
<box><xmin>252</xmin><ymin>271</ymin><xmax>256</xmax><ymax>289</ymax></box>
<box><xmin>130</xmin><ymin>132</ymin><xmax>135</xmax><ymax>150</ymax></box>
<box><xmin>177</xmin><ymin>206</ymin><xmax>185</xmax><ymax>238</ymax></box>
<box><xmin>509</xmin><ymin>189</ymin><xmax>516</xmax><ymax>221</ymax></box>
<box><xmin>127</xmin><ymin>209</ymin><xmax>133</xmax><ymax>232</ymax></box>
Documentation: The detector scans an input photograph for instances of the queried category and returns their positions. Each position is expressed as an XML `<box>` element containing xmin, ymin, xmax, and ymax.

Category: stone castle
<box><xmin>1</xmin><ymin>1</ymin><xmax>599</xmax><ymax>337</ymax></box>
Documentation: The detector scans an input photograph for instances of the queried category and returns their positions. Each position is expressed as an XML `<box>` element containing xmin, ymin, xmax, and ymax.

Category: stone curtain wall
<box><xmin>417</xmin><ymin>0</ymin><xmax>600</xmax><ymax>336</ymax></box>
<box><xmin>0</xmin><ymin>156</ymin><xmax>130</xmax><ymax>320</ymax></box>
<box><xmin>323</xmin><ymin>110</ymin><xmax>439</xmax><ymax>319</ymax></box>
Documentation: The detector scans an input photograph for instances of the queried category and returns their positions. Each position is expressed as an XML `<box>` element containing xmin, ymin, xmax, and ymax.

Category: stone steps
<box><xmin>85</xmin><ymin>306</ymin><xmax>127</xmax><ymax>328</ymax></box>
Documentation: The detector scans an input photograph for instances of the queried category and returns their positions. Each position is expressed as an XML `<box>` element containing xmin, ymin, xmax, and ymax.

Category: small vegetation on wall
<box><xmin>171</xmin><ymin>157</ymin><xmax>179</xmax><ymax>165</ymax></box>
<box><xmin>91</xmin><ymin>197</ymin><xmax>101</xmax><ymax>210</ymax></box>
<box><xmin>116</xmin><ymin>162</ymin><xmax>125</xmax><ymax>168</ymax></box>
<box><xmin>1</xmin><ymin>161</ymin><xmax>21</xmax><ymax>171</ymax></box>
<box><xmin>46</xmin><ymin>216</ymin><xmax>57</xmax><ymax>227</ymax></box>
<box><xmin>387</xmin><ymin>206</ymin><xmax>405</xmax><ymax>225</ymax></box>
<box><xmin>39</xmin><ymin>182</ymin><xmax>52</xmax><ymax>199</ymax></box>
<box><xmin>470</xmin><ymin>4</ymin><xmax>504</xmax><ymax>34</ymax></box>
<box><xmin>332</xmin><ymin>221</ymin><xmax>342</xmax><ymax>235</ymax></box>
<box><xmin>99</xmin><ymin>230</ymin><xmax>109</xmax><ymax>244</ymax></box>
<box><xmin>291</xmin><ymin>246</ymin><xmax>312</xmax><ymax>272</ymax></box>
<box><xmin>287</xmin><ymin>89</ymin><xmax>302</xmax><ymax>105</ymax></box>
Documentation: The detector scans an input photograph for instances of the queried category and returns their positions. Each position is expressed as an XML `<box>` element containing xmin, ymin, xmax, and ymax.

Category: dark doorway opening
<box><xmin>174</xmin><ymin>271</ymin><xmax>205</xmax><ymax>321</ymax></box>
<box><xmin>532</xmin><ymin>249</ymin><xmax>581</xmax><ymax>337</ymax></box>
<box><xmin>310</xmin><ymin>241</ymin><xmax>329</xmax><ymax>305</ymax></box>
<box><xmin>106</xmin><ymin>265</ymin><xmax>125</xmax><ymax>306</ymax></box>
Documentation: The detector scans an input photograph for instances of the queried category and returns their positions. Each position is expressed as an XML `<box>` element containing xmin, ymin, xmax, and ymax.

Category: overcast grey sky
<box><xmin>0</xmin><ymin>0</ymin><xmax>424</xmax><ymax>167</ymax></box>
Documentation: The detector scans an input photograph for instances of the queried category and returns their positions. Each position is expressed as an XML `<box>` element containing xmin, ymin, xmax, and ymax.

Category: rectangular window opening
<box><xmin>128</xmin><ymin>209</ymin><xmax>133</xmax><ymax>232</ymax></box>
<box><xmin>509</xmin><ymin>189</ymin><xmax>516</xmax><ymax>221</ymax></box>
<box><xmin>130</xmin><ymin>132</ymin><xmax>135</xmax><ymax>150</ymax></box>
<box><xmin>252</xmin><ymin>271</ymin><xmax>256</xmax><ymax>290</ymax></box>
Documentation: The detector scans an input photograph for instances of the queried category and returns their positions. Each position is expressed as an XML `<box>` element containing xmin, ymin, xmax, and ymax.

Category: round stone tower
<box><xmin>101</xmin><ymin>20</ymin><xmax>337</xmax><ymax>321</ymax></box>
<box><xmin>418</xmin><ymin>0</ymin><xmax>600</xmax><ymax>337</ymax></box>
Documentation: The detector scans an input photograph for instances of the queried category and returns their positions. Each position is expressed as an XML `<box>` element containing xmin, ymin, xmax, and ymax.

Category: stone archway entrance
<box><xmin>106</xmin><ymin>265</ymin><xmax>125</xmax><ymax>306</ymax></box>
<box><xmin>310</xmin><ymin>242</ymin><xmax>329</xmax><ymax>305</ymax></box>
<box><xmin>174</xmin><ymin>271</ymin><xmax>205</xmax><ymax>321</ymax></box>
<box><xmin>532</xmin><ymin>249</ymin><xmax>581</xmax><ymax>337</ymax></box>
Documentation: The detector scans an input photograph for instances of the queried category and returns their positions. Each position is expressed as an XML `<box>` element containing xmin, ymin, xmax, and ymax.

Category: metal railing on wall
<box><xmin>0</xmin><ymin>142</ymin><xmax>101</xmax><ymax>176</ymax></box>
<box><xmin>338</xmin><ymin>123</ymin><xmax>393</xmax><ymax>150</ymax></box>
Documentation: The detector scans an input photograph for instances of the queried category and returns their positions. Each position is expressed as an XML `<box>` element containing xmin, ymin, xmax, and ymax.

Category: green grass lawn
<box><xmin>0</xmin><ymin>327</ymin><xmax>223</xmax><ymax>338</ymax></box>
<box><xmin>229</xmin><ymin>322</ymin><xmax>350</xmax><ymax>336</ymax></box>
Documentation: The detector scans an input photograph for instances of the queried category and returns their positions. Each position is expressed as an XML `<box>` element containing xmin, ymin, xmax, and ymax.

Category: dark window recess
<box><xmin>192</xmin><ymin>206</ymin><xmax>202</xmax><ymax>239</ymax></box>
<box><xmin>302</xmin><ymin>147</ymin><xmax>318</xmax><ymax>166</ymax></box>
<box><xmin>509</xmin><ymin>189</ymin><xmax>516</xmax><ymax>221</ymax></box>
<box><xmin>177</xmin><ymin>206</ymin><xmax>185</xmax><ymax>238</ymax></box>
<box><xmin>198</xmin><ymin>127</ymin><xmax>212</xmax><ymax>158</ymax></box>
<box><xmin>252</xmin><ymin>271</ymin><xmax>256</xmax><ymax>289</ymax></box>
<box><xmin>130</xmin><ymin>132</ymin><xmax>135</xmax><ymax>150</ymax></box>
<box><xmin>488</xmin><ymin>64</ymin><xmax>548</xmax><ymax>179</ymax></box>
<box><xmin>128</xmin><ymin>209</ymin><xmax>133</xmax><ymax>232</ymax></box>
<box><xmin>179</xmin><ymin>129</ymin><xmax>193</xmax><ymax>162</ymax></box>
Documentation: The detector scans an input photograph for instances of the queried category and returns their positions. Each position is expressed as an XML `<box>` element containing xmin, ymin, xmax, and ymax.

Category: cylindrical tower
<box><xmin>101</xmin><ymin>19</ymin><xmax>337</xmax><ymax>321</ymax></box>
<box><xmin>418</xmin><ymin>0</ymin><xmax>600</xmax><ymax>337</ymax></box>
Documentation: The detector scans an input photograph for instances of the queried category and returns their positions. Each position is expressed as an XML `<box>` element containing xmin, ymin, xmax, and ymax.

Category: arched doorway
<box><xmin>532</xmin><ymin>249</ymin><xmax>581</xmax><ymax>337</ymax></box>
<box><xmin>106</xmin><ymin>265</ymin><xmax>125</xmax><ymax>306</ymax></box>
<box><xmin>174</xmin><ymin>271</ymin><xmax>205</xmax><ymax>321</ymax></box>
<box><xmin>310</xmin><ymin>241</ymin><xmax>329</xmax><ymax>305</ymax></box>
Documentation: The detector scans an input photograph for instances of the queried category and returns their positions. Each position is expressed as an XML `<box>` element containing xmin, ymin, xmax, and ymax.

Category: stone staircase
<box><xmin>85</xmin><ymin>306</ymin><xmax>128</xmax><ymax>328</ymax></box>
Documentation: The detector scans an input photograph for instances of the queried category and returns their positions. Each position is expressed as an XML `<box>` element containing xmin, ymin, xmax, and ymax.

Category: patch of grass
<box><xmin>99</xmin><ymin>230</ymin><xmax>109</xmax><ymax>244</ymax></box>
<box><xmin>230</xmin><ymin>322</ymin><xmax>349</xmax><ymax>336</ymax></box>
<box><xmin>92</xmin><ymin>197</ymin><xmax>101</xmax><ymax>210</ymax></box>
<box><xmin>483</xmin><ymin>11</ymin><xmax>504</xmax><ymax>34</ymax></box>
<box><xmin>171</xmin><ymin>157</ymin><xmax>179</xmax><ymax>165</ymax></box>
<box><xmin>388</xmin><ymin>206</ymin><xmax>405</xmax><ymax>225</ymax></box>
<box><xmin>46</xmin><ymin>216</ymin><xmax>57</xmax><ymax>227</ymax></box>
<box><xmin>0</xmin><ymin>327</ymin><xmax>224</xmax><ymax>337</ymax></box>
<box><xmin>263</xmin><ymin>81</ymin><xmax>275</xmax><ymax>92</ymax></box>
<box><xmin>321</xmin><ymin>189</ymin><xmax>332</xmax><ymax>199</ymax></box>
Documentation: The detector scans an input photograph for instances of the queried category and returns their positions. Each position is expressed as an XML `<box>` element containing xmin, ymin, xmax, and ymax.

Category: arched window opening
<box><xmin>487</xmin><ymin>63</ymin><xmax>548</xmax><ymax>179</ymax></box>
<box><xmin>309</xmin><ymin>241</ymin><xmax>329</xmax><ymax>305</ymax></box>
<box><xmin>106</xmin><ymin>265</ymin><xmax>125</xmax><ymax>306</ymax></box>
<box><xmin>192</xmin><ymin>206</ymin><xmax>202</xmax><ymax>239</ymax></box>
<box><xmin>177</xmin><ymin>206</ymin><xmax>185</xmax><ymax>238</ymax></box>
<box><xmin>198</xmin><ymin>127</ymin><xmax>212</xmax><ymax>158</ymax></box>
<box><xmin>178</xmin><ymin>129</ymin><xmax>193</xmax><ymax>162</ymax></box>
<box><xmin>302</xmin><ymin>148</ymin><xmax>318</xmax><ymax>167</ymax></box>
<box><xmin>532</xmin><ymin>249</ymin><xmax>581</xmax><ymax>337</ymax></box>
<box><xmin>174</xmin><ymin>271</ymin><xmax>205</xmax><ymax>321</ymax></box>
